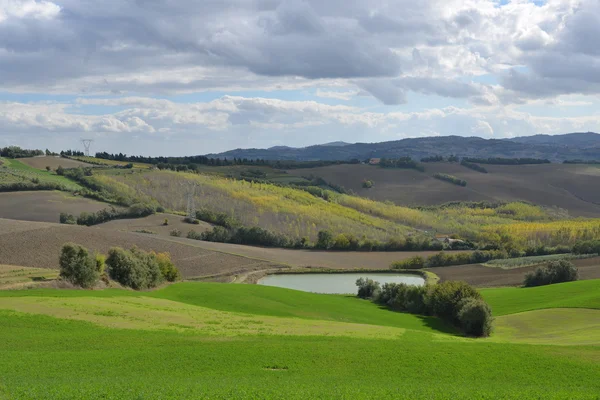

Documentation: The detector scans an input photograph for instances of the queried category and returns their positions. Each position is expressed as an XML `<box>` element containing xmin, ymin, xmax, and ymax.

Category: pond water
<box><xmin>258</xmin><ymin>273</ymin><xmax>424</xmax><ymax>294</ymax></box>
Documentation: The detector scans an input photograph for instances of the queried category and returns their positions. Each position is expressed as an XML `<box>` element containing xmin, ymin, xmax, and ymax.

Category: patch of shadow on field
<box><xmin>428</xmin><ymin>259</ymin><xmax>600</xmax><ymax>288</ymax></box>
<box><xmin>366</xmin><ymin>301</ymin><xmax>459</xmax><ymax>336</ymax></box>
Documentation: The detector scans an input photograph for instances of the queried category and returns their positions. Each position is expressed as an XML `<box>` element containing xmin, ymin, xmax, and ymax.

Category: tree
<box><xmin>59</xmin><ymin>243</ymin><xmax>99</xmax><ymax>288</ymax></box>
<box><xmin>106</xmin><ymin>247</ymin><xmax>164</xmax><ymax>290</ymax></box>
<box><xmin>316</xmin><ymin>230</ymin><xmax>334</xmax><ymax>249</ymax></box>
<box><xmin>458</xmin><ymin>298</ymin><xmax>493</xmax><ymax>337</ymax></box>
<box><xmin>524</xmin><ymin>260</ymin><xmax>578</xmax><ymax>287</ymax></box>
<box><xmin>151</xmin><ymin>252</ymin><xmax>181</xmax><ymax>282</ymax></box>
<box><xmin>428</xmin><ymin>281</ymin><xmax>481</xmax><ymax>322</ymax></box>
<box><xmin>356</xmin><ymin>278</ymin><xmax>380</xmax><ymax>299</ymax></box>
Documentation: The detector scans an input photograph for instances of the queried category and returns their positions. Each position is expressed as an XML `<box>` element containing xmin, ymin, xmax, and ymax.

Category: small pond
<box><xmin>258</xmin><ymin>273</ymin><xmax>424</xmax><ymax>294</ymax></box>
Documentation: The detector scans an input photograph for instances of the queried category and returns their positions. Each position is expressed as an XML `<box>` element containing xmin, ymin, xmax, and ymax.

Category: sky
<box><xmin>1</xmin><ymin>0</ymin><xmax>600</xmax><ymax>156</ymax></box>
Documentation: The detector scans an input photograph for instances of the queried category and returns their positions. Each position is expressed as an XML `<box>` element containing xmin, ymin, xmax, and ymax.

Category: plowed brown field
<box><xmin>18</xmin><ymin>156</ymin><xmax>91</xmax><ymax>170</ymax></box>
<box><xmin>428</xmin><ymin>256</ymin><xmax>600</xmax><ymax>287</ymax></box>
<box><xmin>0</xmin><ymin>191</ymin><xmax>109</xmax><ymax>223</ymax></box>
<box><xmin>287</xmin><ymin>163</ymin><xmax>600</xmax><ymax>217</ymax></box>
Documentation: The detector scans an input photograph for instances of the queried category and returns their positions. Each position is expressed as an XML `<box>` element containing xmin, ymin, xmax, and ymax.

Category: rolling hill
<box><xmin>286</xmin><ymin>162</ymin><xmax>600</xmax><ymax>217</ymax></box>
<box><xmin>206</xmin><ymin>132</ymin><xmax>600</xmax><ymax>161</ymax></box>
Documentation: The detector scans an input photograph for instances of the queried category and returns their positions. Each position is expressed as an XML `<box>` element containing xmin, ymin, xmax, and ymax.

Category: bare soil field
<box><xmin>287</xmin><ymin>163</ymin><xmax>600</xmax><ymax>217</ymax></box>
<box><xmin>0</xmin><ymin>218</ymin><xmax>280</xmax><ymax>279</ymax></box>
<box><xmin>18</xmin><ymin>156</ymin><xmax>91</xmax><ymax>170</ymax></box>
<box><xmin>97</xmin><ymin>213</ymin><xmax>213</xmax><ymax>237</ymax></box>
<box><xmin>0</xmin><ymin>217</ymin><xmax>453</xmax><ymax>279</ymax></box>
<box><xmin>0</xmin><ymin>191</ymin><xmax>109</xmax><ymax>223</ymax></box>
<box><xmin>428</xmin><ymin>256</ymin><xmax>600</xmax><ymax>287</ymax></box>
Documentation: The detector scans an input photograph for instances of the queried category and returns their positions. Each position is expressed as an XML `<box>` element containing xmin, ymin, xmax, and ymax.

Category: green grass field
<box><xmin>482</xmin><ymin>279</ymin><xmax>600</xmax><ymax>315</ymax></box>
<box><xmin>0</xmin><ymin>280</ymin><xmax>599</xmax><ymax>398</ymax></box>
<box><xmin>0</xmin><ymin>158</ymin><xmax>82</xmax><ymax>191</ymax></box>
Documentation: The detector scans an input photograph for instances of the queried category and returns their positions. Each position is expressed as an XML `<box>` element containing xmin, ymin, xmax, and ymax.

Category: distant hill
<box><xmin>206</xmin><ymin>132</ymin><xmax>600</xmax><ymax>162</ymax></box>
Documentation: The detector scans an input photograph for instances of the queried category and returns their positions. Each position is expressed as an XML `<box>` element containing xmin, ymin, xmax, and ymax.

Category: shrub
<box><xmin>332</xmin><ymin>234</ymin><xmax>351</xmax><ymax>250</ymax></box>
<box><xmin>106</xmin><ymin>247</ymin><xmax>164</xmax><ymax>290</ymax></box>
<box><xmin>355</xmin><ymin>278</ymin><xmax>380</xmax><ymax>299</ymax></box>
<box><xmin>428</xmin><ymin>281</ymin><xmax>482</xmax><ymax>322</ymax></box>
<box><xmin>457</xmin><ymin>298</ymin><xmax>493</xmax><ymax>337</ymax></box>
<box><xmin>59</xmin><ymin>212</ymin><xmax>77</xmax><ymax>225</ymax></box>
<box><xmin>433</xmin><ymin>173</ymin><xmax>467</xmax><ymax>187</ymax></box>
<box><xmin>59</xmin><ymin>243</ymin><xmax>99</xmax><ymax>288</ymax></box>
<box><xmin>163</xmin><ymin>218</ymin><xmax>169</xmax><ymax>226</ymax></box>
<box><xmin>199</xmin><ymin>226</ymin><xmax>232</xmax><ymax>242</ymax></box>
<box><xmin>362</xmin><ymin>179</ymin><xmax>374</xmax><ymax>189</ymax></box>
<box><xmin>151</xmin><ymin>252</ymin><xmax>181</xmax><ymax>282</ymax></box>
<box><xmin>460</xmin><ymin>160</ymin><xmax>488</xmax><ymax>173</ymax></box>
<box><xmin>95</xmin><ymin>253</ymin><xmax>106</xmax><ymax>275</ymax></box>
<box><xmin>524</xmin><ymin>260</ymin><xmax>579</xmax><ymax>287</ymax></box>
<box><xmin>316</xmin><ymin>230</ymin><xmax>334</xmax><ymax>249</ymax></box>
<box><xmin>56</xmin><ymin>165</ymin><xmax>64</xmax><ymax>175</ymax></box>
<box><xmin>391</xmin><ymin>256</ymin><xmax>425</xmax><ymax>270</ymax></box>
<box><xmin>45</xmin><ymin>166</ymin><xmax>51</xmax><ymax>171</ymax></box>
<box><xmin>183</xmin><ymin>216</ymin><xmax>200</xmax><ymax>225</ymax></box>
<box><xmin>170</xmin><ymin>229</ymin><xmax>182</xmax><ymax>237</ymax></box>
<box><xmin>572</xmin><ymin>240</ymin><xmax>600</xmax><ymax>255</ymax></box>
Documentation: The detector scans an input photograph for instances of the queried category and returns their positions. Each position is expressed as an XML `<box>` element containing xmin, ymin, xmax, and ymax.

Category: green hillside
<box><xmin>0</xmin><ymin>281</ymin><xmax>599</xmax><ymax>399</ymax></box>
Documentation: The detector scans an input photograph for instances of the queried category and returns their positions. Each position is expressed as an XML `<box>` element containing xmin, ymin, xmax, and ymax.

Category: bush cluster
<box><xmin>59</xmin><ymin>243</ymin><xmax>181</xmax><ymax>289</ymax></box>
<box><xmin>195</xmin><ymin>209</ymin><xmax>240</xmax><ymax>229</ymax></box>
<box><xmin>572</xmin><ymin>240</ymin><xmax>600</xmax><ymax>255</ymax></box>
<box><xmin>433</xmin><ymin>173</ymin><xmax>467</xmax><ymax>187</ymax></box>
<box><xmin>361</xmin><ymin>179</ymin><xmax>374</xmax><ymax>189</ymax></box>
<box><xmin>59</xmin><ymin>203</ymin><xmax>157</xmax><ymax>226</ymax></box>
<box><xmin>379</xmin><ymin>157</ymin><xmax>425</xmax><ymax>172</ymax></box>
<box><xmin>356</xmin><ymin>279</ymin><xmax>493</xmax><ymax>337</ymax></box>
<box><xmin>0</xmin><ymin>181</ymin><xmax>70</xmax><ymax>192</ymax></box>
<box><xmin>524</xmin><ymin>260</ymin><xmax>579</xmax><ymax>287</ymax></box>
<box><xmin>59</xmin><ymin>243</ymin><xmax>99</xmax><ymax>288</ymax></box>
<box><xmin>460</xmin><ymin>160</ymin><xmax>488</xmax><ymax>173</ymax></box>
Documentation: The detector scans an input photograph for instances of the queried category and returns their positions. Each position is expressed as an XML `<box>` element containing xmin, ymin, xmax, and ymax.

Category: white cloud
<box><xmin>315</xmin><ymin>89</ymin><xmax>358</xmax><ymax>101</ymax></box>
<box><xmin>1</xmin><ymin>0</ymin><xmax>600</xmax><ymax>154</ymax></box>
<box><xmin>2</xmin><ymin>96</ymin><xmax>600</xmax><ymax>155</ymax></box>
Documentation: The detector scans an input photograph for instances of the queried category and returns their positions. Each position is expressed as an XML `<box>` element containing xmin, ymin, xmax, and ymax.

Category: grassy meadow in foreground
<box><xmin>0</xmin><ymin>281</ymin><xmax>599</xmax><ymax>399</ymax></box>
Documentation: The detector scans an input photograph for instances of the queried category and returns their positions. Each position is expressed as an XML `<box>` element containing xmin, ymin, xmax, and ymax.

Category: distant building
<box><xmin>369</xmin><ymin>158</ymin><xmax>381</xmax><ymax>165</ymax></box>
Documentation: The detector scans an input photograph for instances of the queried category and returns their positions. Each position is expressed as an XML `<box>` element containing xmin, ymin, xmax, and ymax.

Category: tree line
<box><xmin>433</xmin><ymin>173</ymin><xmax>467</xmax><ymax>186</ymax></box>
<box><xmin>356</xmin><ymin>278</ymin><xmax>493</xmax><ymax>337</ymax></box>
<box><xmin>462</xmin><ymin>157</ymin><xmax>550</xmax><ymax>165</ymax></box>
<box><xmin>0</xmin><ymin>146</ymin><xmax>44</xmax><ymax>158</ymax></box>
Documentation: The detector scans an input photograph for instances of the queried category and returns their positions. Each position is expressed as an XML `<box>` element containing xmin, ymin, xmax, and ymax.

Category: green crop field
<box><xmin>0</xmin><ymin>158</ymin><xmax>83</xmax><ymax>191</ymax></box>
<box><xmin>0</xmin><ymin>281</ymin><xmax>599</xmax><ymax>399</ymax></box>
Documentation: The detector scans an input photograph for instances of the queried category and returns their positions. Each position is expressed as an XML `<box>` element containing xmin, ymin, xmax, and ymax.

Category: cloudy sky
<box><xmin>1</xmin><ymin>0</ymin><xmax>600</xmax><ymax>155</ymax></box>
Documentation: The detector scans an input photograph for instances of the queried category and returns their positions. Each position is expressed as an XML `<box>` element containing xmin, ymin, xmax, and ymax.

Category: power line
<box><xmin>81</xmin><ymin>139</ymin><xmax>94</xmax><ymax>157</ymax></box>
